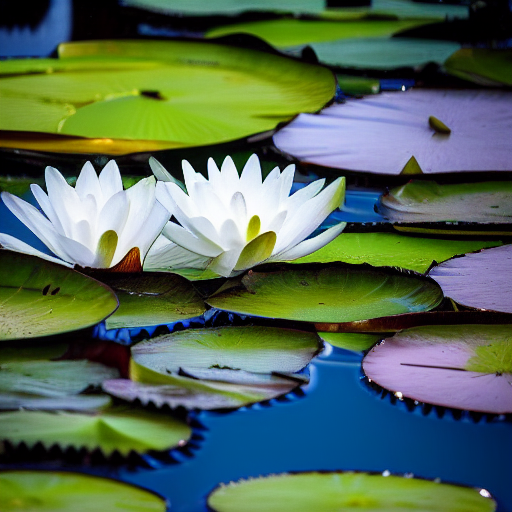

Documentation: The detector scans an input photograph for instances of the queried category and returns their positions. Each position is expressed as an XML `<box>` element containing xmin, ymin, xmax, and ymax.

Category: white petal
<box><xmin>266</xmin><ymin>210</ymin><xmax>288</xmax><ymax>234</ymax></box>
<box><xmin>188</xmin><ymin>182</ymin><xmax>229</xmax><ymax>229</ymax></box>
<box><xmin>229</xmin><ymin>192</ymin><xmax>247</xmax><ymax>231</ymax></box>
<box><xmin>218</xmin><ymin>218</ymin><xmax>243</xmax><ymax>250</ymax></box>
<box><xmin>208</xmin><ymin>248</ymin><xmax>242</xmax><ymax>277</ymax></box>
<box><xmin>220</xmin><ymin>155</ymin><xmax>240</xmax><ymax>183</ymax></box>
<box><xmin>278</xmin><ymin>164</ymin><xmax>296</xmax><ymax>203</ymax></box>
<box><xmin>0</xmin><ymin>234</ymin><xmax>72</xmax><ymax>267</ymax></box>
<box><xmin>144</xmin><ymin>235</ymin><xmax>210</xmax><ymax>271</ymax></box>
<box><xmin>207</xmin><ymin>157</ymin><xmax>221</xmax><ymax>182</ymax></box>
<box><xmin>284</xmin><ymin>178</ymin><xmax>325</xmax><ymax>218</ymax></box>
<box><xmin>97</xmin><ymin>191</ymin><xmax>129</xmax><ymax>243</ymax></box>
<box><xmin>98</xmin><ymin>160</ymin><xmax>123</xmax><ymax>200</ymax></box>
<box><xmin>271</xmin><ymin>222</ymin><xmax>346</xmax><ymax>261</ymax></box>
<box><xmin>30</xmin><ymin>184</ymin><xmax>65</xmax><ymax>235</ymax></box>
<box><xmin>162</xmin><ymin>222</ymin><xmax>223</xmax><ymax>257</ymax></box>
<box><xmin>75</xmin><ymin>161</ymin><xmax>101</xmax><ymax>200</ymax></box>
<box><xmin>160</xmin><ymin>181</ymin><xmax>198</xmax><ymax>220</ymax></box>
<box><xmin>239</xmin><ymin>154</ymin><xmax>262</xmax><ymax>195</ymax></box>
<box><xmin>182</xmin><ymin>160</ymin><xmax>207</xmax><ymax>194</ymax></box>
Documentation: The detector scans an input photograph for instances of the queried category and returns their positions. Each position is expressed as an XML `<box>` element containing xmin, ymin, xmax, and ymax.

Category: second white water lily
<box><xmin>145</xmin><ymin>155</ymin><xmax>346</xmax><ymax>277</ymax></box>
<box><xmin>0</xmin><ymin>161</ymin><xmax>169</xmax><ymax>270</ymax></box>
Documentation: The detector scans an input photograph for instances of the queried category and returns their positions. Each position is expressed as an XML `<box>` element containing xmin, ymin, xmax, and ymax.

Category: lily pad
<box><xmin>0</xmin><ymin>470</ymin><xmax>167</xmax><ymax>512</ymax></box>
<box><xmin>208</xmin><ymin>471</ymin><xmax>495</xmax><ymax>512</ymax></box>
<box><xmin>428</xmin><ymin>245</ymin><xmax>512</xmax><ymax>314</ymax></box>
<box><xmin>105</xmin><ymin>356</ymin><xmax>308</xmax><ymax>410</ymax></box>
<box><xmin>0</xmin><ymin>407</ymin><xmax>191</xmax><ymax>455</ymax></box>
<box><xmin>131</xmin><ymin>326</ymin><xmax>320</xmax><ymax>375</ymax></box>
<box><xmin>0</xmin><ymin>40</ymin><xmax>335</xmax><ymax>155</ymax></box>
<box><xmin>444</xmin><ymin>48</ymin><xmax>512</xmax><ymax>87</ymax></box>
<box><xmin>99</xmin><ymin>272</ymin><xmax>206</xmax><ymax>330</ymax></box>
<box><xmin>273</xmin><ymin>89</ymin><xmax>512</xmax><ymax>174</ymax></box>
<box><xmin>293</xmin><ymin>232</ymin><xmax>502</xmax><ymax>273</ymax></box>
<box><xmin>0</xmin><ymin>250</ymin><xmax>118</xmax><ymax>340</ymax></box>
<box><xmin>362</xmin><ymin>324</ymin><xmax>512</xmax><ymax>414</ymax></box>
<box><xmin>207</xmin><ymin>263</ymin><xmax>443</xmax><ymax>323</ymax></box>
<box><xmin>377</xmin><ymin>181</ymin><xmax>512</xmax><ymax>223</ymax></box>
<box><xmin>318</xmin><ymin>332</ymin><xmax>381</xmax><ymax>352</ymax></box>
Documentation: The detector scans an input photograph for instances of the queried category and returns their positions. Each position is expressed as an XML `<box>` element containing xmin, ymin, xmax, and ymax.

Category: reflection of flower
<box><xmin>145</xmin><ymin>155</ymin><xmax>346</xmax><ymax>277</ymax></box>
<box><xmin>0</xmin><ymin>161</ymin><xmax>169</xmax><ymax>271</ymax></box>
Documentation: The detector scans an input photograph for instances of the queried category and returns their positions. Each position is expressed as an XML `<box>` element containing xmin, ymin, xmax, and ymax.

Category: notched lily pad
<box><xmin>208</xmin><ymin>471</ymin><xmax>496</xmax><ymax>512</ymax></box>
<box><xmin>0</xmin><ymin>250</ymin><xmax>118</xmax><ymax>340</ymax></box>
<box><xmin>0</xmin><ymin>406</ymin><xmax>192</xmax><ymax>456</ymax></box>
<box><xmin>98</xmin><ymin>272</ymin><xmax>206</xmax><ymax>329</ymax></box>
<box><xmin>428</xmin><ymin>245</ymin><xmax>512</xmax><ymax>313</ymax></box>
<box><xmin>0</xmin><ymin>470</ymin><xmax>167</xmax><ymax>512</ymax></box>
<box><xmin>207</xmin><ymin>263</ymin><xmax>443</xmax><ymax>323</ymax></box>
<box><xmin>378</xmin><ymin>181</ymin><xmax>512</xmax><ymax>224</ymax></box>
<box><xmin>362</xmin><ymin>324</ymin><xmax>512</xmax><ymax>414</ymax></box>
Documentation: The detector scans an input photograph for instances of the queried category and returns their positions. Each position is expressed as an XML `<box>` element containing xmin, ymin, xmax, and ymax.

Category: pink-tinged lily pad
<box><xmin>362</xmin><ymin>324</ymin><xmax>512</xmax><ymax>414</ymax></box>
<box><xmin>273</xmin><ymin>89</ymin><xmax>512</xmax><ymax>175</ymax></box>
<box><xmin>428</xmin><ymin>245</ymin><xmax>512</xmax><ymax>314</ymax></box>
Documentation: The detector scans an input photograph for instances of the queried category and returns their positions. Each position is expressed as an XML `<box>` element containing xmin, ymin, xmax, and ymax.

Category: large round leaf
<box><xmin>0</xmin><ymin>470</ymin><xmax>167</xmax><ymax>512</ymax></box>
<box><xmin>0</xmin><ymin>407</ymin><xmax>191</xmax><ymax>455</ymax></box>
<box><xmin>0</xmin><ymin>40</ymin><xmax>335</xmax><ymax>155</ymax></box>
<box><xmin>273</xmin><ymin>89</ymin><xmax>512</xmax><ymax>174</ymax></box>
<box><xmin>0</xmin><ymin>250</ymin><xmax>118</xmax><ymax>340</ymax></box>
<box><xmin>293</xmin><ymin>232</ymin><xmax>502</xmax><ymax>273</ymax></box>
<box><xmin>362</xmin><ymin>324</ymin><xmax>512</xmax><ymax>414</ymax></box>
<box><xmin>378</xmin><ymin>181</ymin><xmax>512</xmax><ymax>223</ymax></box>
<box><xmin>207</xmin><ymin>263</ymin><xmax>443</xmax><ymax>323</ymax></box>
<box><xmin>99</xmin><ymin>272</ymin><xmax>206</xmax><ymax>330</ymax></box>
<box><xmin>428</xmin><ymin>245</ymin><xmax>512</xmax><ymax>313</ymax></box>
<box><xmin>208</xmin><ymin>471</ymin><xmax>495</xmax><ymax>512</ymax></box>
<box><xmin>132</xmin><ymin>326</ymin><xmax>320</xmax><ymax>376</ymax></box>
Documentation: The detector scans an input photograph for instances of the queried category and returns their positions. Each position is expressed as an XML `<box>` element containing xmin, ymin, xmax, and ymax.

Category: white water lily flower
<box><xmin>144</xmin><ymin>154</ymin><xmax>346</xmax><ymax>277</ymax></box>
<box><xmin>0</xmin><ymin>161</ymin><xmax>170</xmax><ymax>271</ymax></box>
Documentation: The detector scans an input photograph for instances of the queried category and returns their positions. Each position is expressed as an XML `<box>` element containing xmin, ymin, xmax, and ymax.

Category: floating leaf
<box><xmin>273</xmin><ymin>89</ymin><xmax>512</xmax><ymax>174</ymax></box>
<box><xmin>444</xmin><ymin>48</ymin><xmax>512</xmax><ymax>87</ymax></box>
<box><xmin>99</xmin><ymin>272</ymin><xmax>206</xmax><ymax>329</ymax></box>
<box><xmin>0</xmin><ymin>394</ymin><xmax>111</xmax><ymax>412</ymax></box>
<box><xmin>132</xmin><ymin>326</ymin><xmax>320</xmax><ymax>375</ymax></box>
<box><xmin>0</xmin><ymin>40</ymin><xmax>335</xmax><ymax>155</ymax></box>
<box><xmin>363</xmin><ymin>324</ymin><xmax>512</xmax><ymax>414</ymax></box>
<box><xmin>0</xmin><ymin>470</ymin><xmax>167</xmax><ymax>512</ymax></box>
<box><xmin>293</xmin><ymin>232</ymin><xmax>502</xmax><ymax>273</ymax></box>
<box><xmin>207</xmin><ymin>263</ymin><xmax>443</xmax><ymax>323</ymax></box>
<box><xmin>0</xmin><ymin>407</ymin><xmax>191</xmax><ymax>455</ymax></box>
<box><xmin>208</xmin><ymin>471</ymin><xmax>495</xmax><ymax>512</ymax></box>
<box><xmin>378</xmin><ymin>181</ymin><xmax>512</xmax><ymax>223</ymax></box>
<box><xmin>428</xmin><ymin>245</ymin><xmax>512</xmax><ymax>313</ymax></box>
<box><xmin>318</xmin><ymin>332</ymin><xmax>381</xmax><ymax>352</ymax></box>
<box><xmin>0</xmin><ymin>250</ymin><xmax>118</xmax><ymax>340</ymax></box>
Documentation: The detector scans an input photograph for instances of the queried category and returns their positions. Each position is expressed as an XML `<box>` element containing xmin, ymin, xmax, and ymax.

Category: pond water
<box><xmin>0</xmin><ymin>1</ymin><xmax>511</xmax><ymax>511</ymax></box>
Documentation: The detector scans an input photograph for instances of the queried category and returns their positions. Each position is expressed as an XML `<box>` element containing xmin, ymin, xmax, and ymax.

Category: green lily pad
<box><xmin>0</xmin><ymin>250</ymin><xmax>118</xmax><ymax>340</ymax></box>
<box><xmin>318</xmin><ymin>332</ymin><xmax>381</xmax><ymax>352</ymax></box>
<box><xmin>208</xmin><ymin>471</ymin><xmax>495</xmax><ymax>512</ymax></box>
<box><xmin>378</xmin><ymin>181</ymin><xmax>512</xmax><ymax>224</ymax></box>
<box><xmin>0</xmin><ymin>470</ymin><xmax>167</xmax><ymax>512</ymax></box>
<box><xmin>444</xmin><ymin>48</ymin><xmax>512</xmax><ymax>87</ymax></box>
<box><xmin>132</xmin><ymin>326</ymin><xmax>320</xmax><ymax>375</ymax></box>
<box><xmin>428</xmin><ymin>245</ymin><xmax>512</xmax><ymax>314</ymax></box>
<box><xmin>206</xmin><ymin>18</ymin><xmax>433</xmax><ymax>47</ymax></box>
<box><xmin>293</xmin><ymin>232</ymin><xmax>502</xmax><ymax>273</ymax></box>
<box><xmin>0</xmin><ymin>40</ymin><xmax>335</xmax><ymax>155</ymax></box>
<box><xmin>336</xmin><ymin>74</ymin><xmax>380</xmax><ymax>95</ymax></box>
<box><xmin>288</xmin><ymin>37</ymin><xmax>460</xmax><ymax>70</ymax></box>
<box><xmin>99</xmin><ymin>272</ymin><xmax>206</xmax><ymax>330</ymax></box>
<box><xmin>0</xmin><ymin>407</ymin><xmax>191</xmax><ymax>455</ymax></box>
<box><xmin>363</xmin><ymin>324</ymin><xmax>512</xmax><ymax>414</ymax></box>
<box><xmin>207</xmin><ymin>263</ymin><xmax>443</xmax><ymax>323</ymax></box>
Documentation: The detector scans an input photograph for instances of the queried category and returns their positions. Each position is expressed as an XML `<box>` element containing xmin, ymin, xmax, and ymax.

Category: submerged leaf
<box><xmin>362</xmin><ymin>324</ymin><xmax>512</xmax><ymax>414</ymax></box>
<box><xmin>208</xmin><ymin>471</ymin><xmax>495</xmax><ymax>512</ymax></box>
<box><xmin>0</xmin><ymin>250</ymin><xmax>118</xmax><ymax>340</ymax></box>
<box><xmin>0</xmin><ymin>470</ymin><xmax>167</xmax><ymax>511</ymax></box>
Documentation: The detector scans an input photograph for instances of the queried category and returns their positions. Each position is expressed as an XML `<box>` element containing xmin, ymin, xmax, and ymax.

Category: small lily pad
<box><xmin>363</xmin><ymin>324</ymin><xmax>512</xmax><ymax>414</ymax></box>
<box><xmin>378</xmin><ymin>181</ymin><xmax>512</xmax><ymax>223</ymax></box>
<box><xmin>293</xmin><ymin>232</ymin><xmax>502</xmax><ymax>273</ymax></box>
<box><xmin>0</xmin><ymin>470</ymin><xmax>167</xmax><ymax>512</ymax></box>
<box><xmin>208</xmin><ymin>471</ymin><xmax>495</xmax><ymax>512</ymax></box>
<box><xmin>428</xmin><ymin>245</ymin><xmax>512</xmax><ymax>313</ymax></box>
<box><xmin>207</xmin><ymin>263</ymin><xmax>443</xmax><ymax>323</ymax></box>
<box><xmin>0</xmin><ymin>250</ymin><xmax>118</xmax><ymax>340</ymax></box>
<box><xmin>99</xmin><ymin>272</ymin><xmax>206</xmax><ymax>330</ymax></box>
<box><xmin>318</xmin><ymin>332</ymin><xmax>381</xmax><ymax>352</ymax></box>
<box><xmin>0</xmin><ymin>406</ymin><xmax>191</xmax><ymax>455</ymax></box>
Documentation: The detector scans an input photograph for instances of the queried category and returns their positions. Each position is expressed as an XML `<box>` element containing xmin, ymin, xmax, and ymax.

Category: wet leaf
<box><xmin>0</xmin><ymin>250</ymin><xmax>118</xmax><ymax>340</ymax></box>
<box><xmin>363</xmin><ymin>324</ymin><xmax>512</xmax><ymax>414</ymax></box>
<box><xmin>318</xmin><ymin>332</ymin><xmax>381</xmax><ymax>352</ymax></box>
